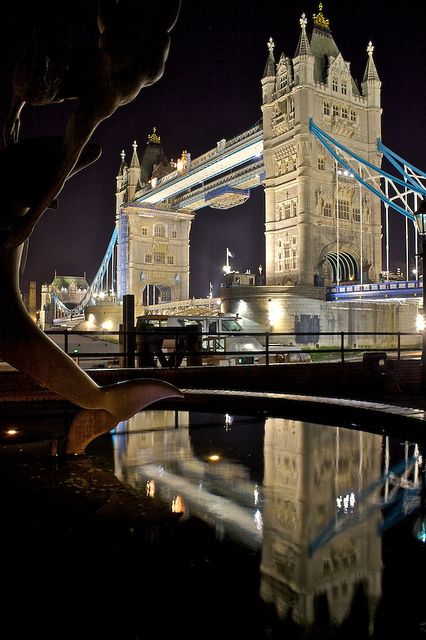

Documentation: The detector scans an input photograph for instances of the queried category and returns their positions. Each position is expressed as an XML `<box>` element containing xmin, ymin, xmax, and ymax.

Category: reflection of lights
<box><xmin>254</xmin><ymin>509</ymin><xmax>263</xmax><ymax>531</ymax></box>
<box><xmin>171</xmin><ymin>495</ymin><xmax>185</xmax><ymax>514</ymax></box>
<box><xmin>336</xmin><ymin>492</ymin><xmax>356</xmax><ymax>513</ymax></box>
<box><xmin>224</xmin><ymin>413</ymin><xmax>233</xmax><ymax>428</ymax></box>
<box><xmin>5</xmin><ymin>429</ymin><xmax>18</xmax><ymax>436</ymax></box>
<box><xmin>87</xmin><ymin>313</ymin><xmax>96</xmax><ymax>327</ymax></box>
<box><xmin>416</xmin><ymin>314</ymin><xmax>425</xmax><ymax>332</ymax></box>
<box><xmin>254</xmin><ymin>486</ymin><xmax>259</xmax><ymax>506</ymax></box>
<box><xmin>146</xmin><ymin>480</ymin><xmax>155</xmax><ymax>498</ymax></box>
<box><xmin>208</xmin><ymin>454</ymin><xmax>220</xmax><ymax>462</ymax></box>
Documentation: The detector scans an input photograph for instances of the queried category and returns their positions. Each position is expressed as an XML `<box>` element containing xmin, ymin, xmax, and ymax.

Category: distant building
<box><xmin>40</xmin><ymin>274</ymin><xmax>89</xmax><ymax>328</ymax></box>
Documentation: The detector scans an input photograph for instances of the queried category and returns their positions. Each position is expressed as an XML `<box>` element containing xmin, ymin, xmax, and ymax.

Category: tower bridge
<box><xmin>42</xmin><ymin>4</ymin><xmax>426</xmax><ymax>341</ymax></box>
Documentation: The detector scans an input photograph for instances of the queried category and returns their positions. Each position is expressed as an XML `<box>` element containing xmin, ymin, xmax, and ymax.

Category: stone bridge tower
<box><xmin>261</xmin><ymin>5</ymin><xmax>382</xmax><ymax>287</ymax></box>
<box><xmin>115</xmin><ymin>129</ymin><xmax>194</xmax><ymax>307</ymax></box>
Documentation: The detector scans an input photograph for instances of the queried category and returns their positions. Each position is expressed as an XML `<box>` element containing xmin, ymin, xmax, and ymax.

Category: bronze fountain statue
<box><xmin>0</xmin><ymin>1</ymin><xmax>183</xmax><ymax>454</ymax></box>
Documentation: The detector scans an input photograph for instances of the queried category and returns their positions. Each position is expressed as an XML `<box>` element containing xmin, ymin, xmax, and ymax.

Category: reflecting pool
<box><xmin>109</xmin><ymin>410</ymin><xmax>426</xmax><ymax>639</ymax></box>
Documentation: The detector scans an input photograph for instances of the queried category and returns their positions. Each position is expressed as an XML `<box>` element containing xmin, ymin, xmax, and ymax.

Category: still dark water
<box><xmin>106</xmin><ymin>410</ymin><xmax>426</xmax><ymax>639</ymax></box>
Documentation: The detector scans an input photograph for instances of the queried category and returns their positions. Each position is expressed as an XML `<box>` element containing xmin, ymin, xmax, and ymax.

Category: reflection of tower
<box><xmin>113</xmin><ymin>410</ymin><xmax>191</xmax><ymax>486</ymax></box>
<box><xmin>260</xmin><ymin>418</ymin><xmax>382</xmax><ymax>633</ymax></box>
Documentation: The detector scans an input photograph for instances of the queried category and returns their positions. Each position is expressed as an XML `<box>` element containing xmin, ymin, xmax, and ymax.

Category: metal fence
<box><xmin>44</xmin><ymin>328</ymin><xmax>423</xmax><ymax>369</ymax></box>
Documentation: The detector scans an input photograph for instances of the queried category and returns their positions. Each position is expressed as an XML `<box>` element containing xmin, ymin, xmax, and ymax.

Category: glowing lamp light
<box><xmin>223</xmin><ymin>264</ymin><xmax>231</xmax><ymax>274</ymax></box>
<box><xmin>416</xmin><ymin>314</ymin><xmax>425</xmax><ymax>332</ymax></box>
<box><xmin>208</xmin><ymin>454</ymin><xmax>220</xmax><ymax>462</ymax></box>
<box><xmin>98</xmin><ymin>291</ymin><xmax>106</xmax><ymax>300</ymax></box>
<box><xmin>6</xmin><ymin>429</ymin><xmax>18</xmax><ymax>436</ymax></box>
<box><xmin>87</xmin><ymin>314</ymin><xmax>96</xmax><ymax>327</ymax></box>
<box><xmin>238</xmin><ymin>300</ymin><xmax>247</xmax><ymax>315</ymax></box>
<box><xmin>101</xmin><ymin>319</ymin><xmax>113</xmax><ymax>330</ymax></box>
<box><xmin>268</xmin><ymin>299</ymin><xmax>283</xmax><ymax>327</ymax></box>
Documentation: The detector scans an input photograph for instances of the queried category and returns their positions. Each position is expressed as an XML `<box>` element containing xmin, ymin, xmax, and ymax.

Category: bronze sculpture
<box><xmin>0</xmin><ymin>1</ymin><xmax>183</xmax><ymax>454</ymax></box>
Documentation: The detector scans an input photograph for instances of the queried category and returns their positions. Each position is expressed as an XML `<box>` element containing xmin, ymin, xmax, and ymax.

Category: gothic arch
<box><xmin>318</xmin><ymin>244</ymin><xmax>360</xmax><ymax>285</ymax></box>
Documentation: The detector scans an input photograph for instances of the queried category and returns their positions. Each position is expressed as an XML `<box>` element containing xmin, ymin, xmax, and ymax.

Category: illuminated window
<box><xmin>323</xmin><ymin>102</ymin><xmax>330</xmax><ymax>116</ymax></box>
<box><xmin>318</xmin><ymin>157</ymin><xmax>325</xmax><ymax>171</ymax></box>
<box><xmin>154</xmin><ymin>224</ymin><xmax>166</xmax><ymax>238</ymax></box>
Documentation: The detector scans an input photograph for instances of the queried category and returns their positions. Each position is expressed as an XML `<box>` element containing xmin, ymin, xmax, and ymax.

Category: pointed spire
<box><xmin>130</xmin><ymin>140</ymin><xmax>140</xmax><ymax>168</ymax></box>
<box><xmin>363</xmin><ymin>41</ymin><xmax>380</xmax><ymax>82</ymax></box>
<box><xmin>295</xmin><ymin>13</ymin><xmax>312</xmax><ymax>57</ymax></box>
<box><xmin>117</xmin><ymin>149</ymin><xmax>126</xmax><ymax>175</ymax></box>
<box><xmin>263</xmin><ymin>37</ymin><xmax>276</xmax><ymax>77</ymax></box>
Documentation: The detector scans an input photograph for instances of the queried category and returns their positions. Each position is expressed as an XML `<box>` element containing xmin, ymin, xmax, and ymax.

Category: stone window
<box><xmin>142</xmin><ymin>226</ymin><xmax>148</xmax><ymax>236</ymax></box>
<box><xmin>335</xmin><ymin>200</ymin><xmax>350</xmax><ymax>220</ymax></box>
<box><xmin>332</xmin><ymin>78</ymin><xmax>338</xmax><ymax>92</ymax></box>
<box><xmin>324</xmin><ymin>203</ymin><xmax>332</xmax><ymax>217</ymax></box>
<box><xmin>284</xmin><ymin>202</ymin><xmax>291</xmax><ymax>219</ymax></box>
<box><xmin>144</xmin><ymin>254</ymin><xmax>152</xmax><ymax>263</ymax></box>
<box><xmin>318</xmin><ymin>157</ymin><xmax>325</xmax><ymax>171</ymax></box>
<box><xmin>341</xmin><ymin>80</ymin><xmax>347</xmax><ymax>95</ymax></box>
<box><xmin>171</xmin><ymin>230</ymin><xmax>177</xmax><ymax>239</ymax></box>
<box><xmin>167</xmin><ymin>256</ymin><xmax>174</xmax><ymax>265</ymax></box>
<box><xmin>323</xmin><ymin>102</ymin><xmax>330</xmax><ymax>116</ymax></box>
<box><xmin>289</xmin><ymin>98</ymin><xmax>295</xmax><ymax>117</ymax></box>
<box><xmin>284</xmin><ymin>248</ymin><xmax>291</xmax><ymax>270</ymax></box>
<box><xmin>154</xmin><ymin>224</ymin><xmax>166</xmax><ymax>238</ymax></box>
<box><xmin>154</xmin><ymin>251</ymin><xmax>166</xmax><ymax>264</ymax></box>
<box><xmin>292</xmin><ymin>250</ymin><xmax>297</xmax><ymax>270</ymax></box>
<box><xmin>342</xmin><ymin>107</ymin><xmax>348</xmax><ymax>119</ymax></box>
<box><xmin>353</xmin><ymin>208</ymin><xmax>361</xmax><ymax>222</ymax></box>
<box><xmin>332</xmin><ymin>104</ymin><xmax>339</xmax><ymax>117</ymax></box>
<box><xmin>350</xmin><ymin>110</ymin><xmax>357</xmax><ymax>122</ymax></box>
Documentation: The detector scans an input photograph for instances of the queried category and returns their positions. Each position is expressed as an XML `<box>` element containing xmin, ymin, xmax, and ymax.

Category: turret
<box><xmin>292</xmin><ymin>13</ymin><xmax>315</xmax><ymax>86</ymax></box>
<box><xmin>127</xmin><ymin>140</ymin><xmax>141</xmax><ymax>201</ymax></box>
<box><xmin>362</xmin><ymin>41</ymin><xmax>381</xmax><ymax>108</ymax></box>
<box><xmin>261</xmin><ymin>37</ymin><xmax>276</xmax><ymax>105</ymax></box>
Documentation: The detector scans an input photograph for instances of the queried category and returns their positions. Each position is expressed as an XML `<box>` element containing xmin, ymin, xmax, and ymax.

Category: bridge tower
<box><xmin>115</xmin><ymin>129</ymin><xmax>194</xmax><ymax>307</ymax></box>
<box><xmin>261</xmin><ymin>5</ymin><xmax>382</xmax><ymax>287</ymax></box>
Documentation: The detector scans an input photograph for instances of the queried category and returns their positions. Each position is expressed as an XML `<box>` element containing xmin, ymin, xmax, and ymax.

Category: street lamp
<box><xmin>414</xmin><ymin>199</ymin><xmax>426</xmax><ymax>389</ymax></box>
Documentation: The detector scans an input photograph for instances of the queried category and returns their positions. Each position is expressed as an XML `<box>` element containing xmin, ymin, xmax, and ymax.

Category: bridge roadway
<box><xmin>326</xmin><ymin>280</ymin><xmax>422</xmax><ymax>301</ymax></box>
<box><xmin>133</xmin><ymin>124</ymin><xmax>264</xmax><ymax>211</ymax></box>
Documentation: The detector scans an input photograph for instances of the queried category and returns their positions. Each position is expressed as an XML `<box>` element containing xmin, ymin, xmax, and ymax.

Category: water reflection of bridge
<box><xmin>111</xmin><ymin>409</ymin><xmax>423</xmax><ymax>636</ymax></box>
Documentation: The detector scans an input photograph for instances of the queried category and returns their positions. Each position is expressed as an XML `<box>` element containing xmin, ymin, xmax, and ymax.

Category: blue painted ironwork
<box><xmin>326</xmin><ymin>279</ymin><xmax>422</xmax><ymax>301</ymax></box>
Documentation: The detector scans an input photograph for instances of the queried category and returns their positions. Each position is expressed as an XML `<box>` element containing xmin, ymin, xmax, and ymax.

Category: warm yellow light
<box><xmin>238</xmin><ymin>300</ymin><xmax>247</xmax><ymax>315</ymax></box>
<box><xmin>208</xmin><ymin>454</ymin><xmax>220</xmax><ymax>462</ymax></box>
<box><xmin>171</xmin><ymin>495</ymin><xmax>185</xmax><ymax>514</ymax></box>
<box><xmin>416</xmin><ymin>314</ymin><xmax>425</xmax><ymax>332</ymax></box>
<box><xmin>101</xmin><ymin>319</ymin><xmax>113</xmax><ymax>330</ymax></box>
<box><xmin>146</xmin><ymin>480</ymin><xmax>155</xmax><ymax>498</ymax></box>
<box><xmin>268</xmin><ymin>299</ymin><xmax>283</xmax><ymax>326</ymax></box>
<box><xmin>98</xmin><ymin>291</ymin><xmax>106</xmax><ymax>300</ymax></box>
<box><xmin>6</xmin><ymin>429</ymin><xmax>18</xmax><ymax>436</ymax></box>
<box><xmin>87</xmin><ymin>313</ymin><xmax>96</xmax><ymax>327</ymax></box>
<box><xmin>223</xmin><ymin>264</ymin><xmax>231</xmax><ymax>274</ymax></box>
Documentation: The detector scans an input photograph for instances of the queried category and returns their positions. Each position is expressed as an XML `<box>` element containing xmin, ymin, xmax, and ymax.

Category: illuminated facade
<box><xmin>116</xmin><ymin>131</ymin><xmax>194</xmax><ymax>306</ymax></box>
<box><xmin>261</xmin><ymin>6</ymin><xmax>382</xmax><ymax>286</ymax></box>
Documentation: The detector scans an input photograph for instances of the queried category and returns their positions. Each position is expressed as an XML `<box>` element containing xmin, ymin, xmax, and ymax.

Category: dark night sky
<box><xmin>20</xmin><ymin>0</ymin><xmax>426</xmax><ymax>298</ymax></box>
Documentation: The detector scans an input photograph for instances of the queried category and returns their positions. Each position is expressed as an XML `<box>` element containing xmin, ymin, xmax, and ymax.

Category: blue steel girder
<box><xmin>309</xmin><ymin>119</ymin><xmax>426</xmax><ymax>221</ymax></box>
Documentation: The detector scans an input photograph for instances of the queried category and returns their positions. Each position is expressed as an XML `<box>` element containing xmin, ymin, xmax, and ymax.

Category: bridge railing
<box><xmin>44</xmin><ymin>328</ymin><xmax>422</xmax><ymax>369</ymax></box>
<box><xmin>327</xmin><ymin>280</ymin><xmax>422</xmax><ymax>295</ymax></box>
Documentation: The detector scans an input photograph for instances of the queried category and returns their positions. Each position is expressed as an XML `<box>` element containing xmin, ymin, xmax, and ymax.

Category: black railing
<box><xmin>43</xmin><ymin>329</ymin><xmax>423</xmax><ymax>369</ymax></box>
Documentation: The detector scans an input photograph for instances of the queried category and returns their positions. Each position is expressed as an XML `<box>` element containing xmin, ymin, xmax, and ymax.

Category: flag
<box><xmin>226</xmin><ymin>248</ymin><xmax>234</xmax><ymax>258</ymax></box>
